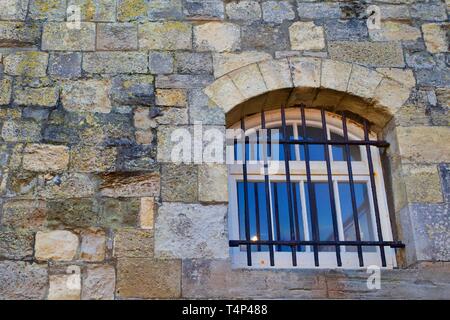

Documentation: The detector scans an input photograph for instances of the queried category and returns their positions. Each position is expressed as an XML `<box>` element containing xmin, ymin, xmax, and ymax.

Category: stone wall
<box><xmin>0</xmin><ymin>0</ymin><xmax>449</xmax><ymax>299</ymax></box>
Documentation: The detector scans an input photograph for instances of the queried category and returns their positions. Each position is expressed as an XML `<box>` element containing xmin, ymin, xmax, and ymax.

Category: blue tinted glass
<box><xmin>338</xmin><ymin>182</ymin><xmax>375</xmax><ymax>252</ymax></box>
<box><xmin>269</xmin><ymin>126</ymin><xmax>296</xmax><ymax>161</ymax></box>
<box><xmin>298</xmin><ymin>126</ymin><xmax>326</xmax><ymax>161</ymax></box>
<box><xmin>331</xmin><ymin>132</ymin><xmax>361</xmax><ymax>161</ymax></box>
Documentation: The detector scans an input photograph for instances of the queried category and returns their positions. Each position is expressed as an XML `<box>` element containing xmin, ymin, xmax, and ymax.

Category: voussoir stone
<box><xmin>35</xmin><ymin>230</ymin><xmax>79</xmax><ymax>261</ymax></box>
<box><xmin>23</xmin><ymin>144</ymin><xmax>70</xmax><ymax>172</ymax></box>
<box><xmin>194</xmin><ymin>22</ymin><xmax>241</xmax><ymax>52</ymax></box>
<box><xmin>347</xmin><ymin>65</ymin><xmax>383</xmax><ymax>99</ymax></box>
<box><xmin>212</xmin><ymin>51</ymin><xmax>272</xmax><ymax>78</ymax></box>
<box><xmin>61</xmin><ymin>80</ymin><xmax>112</xmax><ymax>113</ymax></box>
<box><xmin>204</xmin><ymin>76</ymin><xmax>245</xmax><ymax>113</ymax></box>
<box><xmin>289</xmin><ymin>56</ymin><xmax>321</xmax><ymax>88</ymax></box>
<box><xmin>229</xmin><ymin>63</ymin><xmax>267</xmax><ymax>99</ymax></box>
<box><xmin>374</xmin><ymin>78</ymin><xmax>411</xmax><ymax>110</ymax></box>
<box><xmin>320</xmin><ymin>59</ymin><xmax>352</xmax><ymax>92</ymax></box>
<box><xmin>259</xmin><ymin>58</ymin><xmax>293</xmax><ymax>91</ymax></box>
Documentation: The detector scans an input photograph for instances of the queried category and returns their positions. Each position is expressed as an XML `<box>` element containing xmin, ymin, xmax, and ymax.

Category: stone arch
<box><xmin>204</xmin><ymin>57</ymin><xmax>413</xmax><ymax>130</ymax></box>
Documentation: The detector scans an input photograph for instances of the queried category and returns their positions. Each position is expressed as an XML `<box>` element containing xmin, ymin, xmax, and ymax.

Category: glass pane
<box><xmin>269</xmin><ymin>126</ymin><xmax>296</xmax><ymax>161</ymax></box>
<box><xmin>298</xmin><ymin>126</ymin><xmax>326</xmax><ymax>161</ymax></box>
<box><xmin>304</xmin><ymin>182</ymin><xmax>335</xmax><ymax>251</ymax></box>
<box><xmin>338</xmin><ymin>182</ymin><xmax>376</xmax><ymax>252</ymax></box>
<box><xmin>330</xmin><ymin>132</ymin><xmax>362</xmax><ymax>161</ymax></box>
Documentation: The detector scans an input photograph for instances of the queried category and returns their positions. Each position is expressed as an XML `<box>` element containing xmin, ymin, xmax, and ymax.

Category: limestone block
<box><xmin>14</xmin><ymin>86</ymin><xmax>59</xmax><ymax>107</ymax></box>
<box><xmin>0</xmin><ymin>0</ymin><xmax>28</xmax><ymax>20</ymax></box>
<box><xmin>140</xmin><ymin>197</ymin><xmax>155</xmax><ymax>229</ymax></box>
<box><xmin>369</xmin><ymin>22</ymin><xmax>422</xmax><ymax>41</ymax></box>
<box><xmin>228</xmin><ymin>64</ymin><xmax>267</xmax><ymax>99</ymax></box>
<box><xmin>99</xmin><ymin>172</ymin><xmax>160</xmax><ymax>197</ymax></box>
<box><xmin>289</xmin><ymin>21</ymin><xmax>325</xmax><ymax>51</ymax></box>
<box><xmin>80</xmin><ymin>229</ymin><xmax>106</xmax><ymax>262</ymax></box>
<box><xmin>194</xmin><ymin>22</ymin><xmax>240</xmax><ymax>52</ymax></box>
<box><xmin>156</xmin><ymin>89</ymin><xmax>187</xmax><ymax>107</ymax></box>
<box><xmin>258</xmin><ymin>58</ymin><xmax>293</xmax><ymax>91</ymax></box>
<box><xmin>0</xmin><ymin>21</ymin><xmax>40</xmax><ymax>47</ymax></box>
<box><xmin>23</xmin><ymin>144</ymin><xmax>69</xmax><ymax>172</ymax></box>
<box><xmin>48</xmin><ymin>52</ymin><xmax>82</xmax><ymax>79</ymax></box>
<box><xmin>96</xmin><ymin>23</ymin><xmax>138</xmax><ymax>50</ymax></box>
<box><xmin>149</xmin><ymin>51</ymin><xmax>173</xmax><ymax>74</ymax></box>
<box><xmin>347</xmin><ymin>65</ymin><xmax>383</xmax><ymax>99</ymax></box>
<box><xmin>67</xmin><ymin>0</ymin><xmax>116</xmax><ymax>22</ymax></box>
<box><xmin>0</xmin><ymin>77</ymin><xmax>12</xmax><ymax>105</ymax></box>
<box><xmin>117</xmin><ymin>0</ymin><xmax>148</xmax><ymax>21</ymax></box>
<box><xmin>42</xmin><ymin>22</ymin><xmax>96</xmax><ymax>51</ymax></box>
<box><xmin>48</xmin><ymin>272</ymin><xmax>81</xmax><ymax>300</ymax></box>
<box><xmin>289</xmin><ymin>56</ymin><xmax>321</xmax><ymax>88</ymax></box>
<box><xmin>422</xmin><ymin>23</ymin><xmax>449</xmax><ymax>54</ymax></box>
<box><xmin>4</xmin><ymin>51</ymin><xmax>48</xmax><ymax>77</ymax></box>
<box><xmin>61</xmin><ymin>79</ymin><xmax>112</xmax><ymax>113</ymax></box>
<box><xmin>35</xmin><ymin>230</ymin><xmax>79</xmax><ymax>261</ymax></box>
<box><xmin>321</xmin><ymin>59</ymin><xmax>352</xmax><ymax>92</ymax></box>
<box><xmin>0</xmin><ymin>231</ymin><xmax>34</xmax><ymax>259</ymax></box>
<box><xmin>113</xmin><ymin>228</ymin><xmax>153</xmax><ymax>258</ymax></box>
<box><xmin>213</xmin><ymin>51</ymin><xmax>272</xmax><ymax>78</ymax></box>
<box><xmin>69</xmin><ymin>145</ymin><xmax>117</xmax><ymax>173</ymax></box>
<box><xmin>82</xmin><ymin>265</ymin><xmax>115</xmax><ymax>300</ymax></box>
<box><xmin>29</xmin><ymin>0</ymin><xmax>66</xmax><ymax>21</ymax></box>
<box><xmin>198</xmin><ymin>164</ymin><xmax>228</xmax><ymax>203</ymax></box>
<box><xmin>139</xmin><ymin>21</ymin><xmax>192</xmax><ymax>50</ymax></box>
<box><xmin>226</xmin><ymin>1</ymin><xmax>261</xmax><ymax>21</ymax></box>
<box><xmin>83</xmin><ymin>52</ymin><xmax>148</xmax><ymax>74</ymax></box>
<box><xmin>403</xmin><ymin>164</ymin><xmax>444</xmax><ymax>203</ymax></box>
<box><xmin>262</xmin><ymin>1</ymin><xmax>295</xmax><ymax>24</ymax></box>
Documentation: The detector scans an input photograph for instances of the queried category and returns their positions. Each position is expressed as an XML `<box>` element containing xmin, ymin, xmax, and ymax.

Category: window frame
<box><xmin>227</xmin><ymin>108</ymin><xmax>397</xmax><ymax>269</ymax></box>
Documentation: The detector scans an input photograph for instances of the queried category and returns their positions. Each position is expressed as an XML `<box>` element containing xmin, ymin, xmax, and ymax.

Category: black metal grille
<box><xmin>229</xmin><ymin>105</ymin><xmax>405</xmax><ymax>267</ymax></box>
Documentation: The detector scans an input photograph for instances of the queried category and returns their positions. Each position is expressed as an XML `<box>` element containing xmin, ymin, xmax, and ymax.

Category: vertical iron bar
<box><xmin>254</xmin><ymin>184</ymin><xmax>261</xmax><ymax>251</ymax></box>
<box><xmin>342</xmin><ymin>114</ymin><xmax>364</xmax><ymax>267</ymax></box>
<box><xmin>281</xmin><ymin>105</ymin><xmax>297</xmax><ymax>266</ymax></box>
<box><xmin>320</xmin><ymin>109</ymin><xmax>342</xmax><ymax>267</ymax></box>
<box><xmin>292</xmin><ymin>182</ymin><xmax>301</xmax><ymax>251</ymax></box>
<box><xmin>363</xmin><ymin>120</ymin><xmax>387</xmax><ymax>267</ymax></box>
<box><xmin>261</xmin><ymin>111</ymin><xmax>275</xmax><ymax>266</ymax></box>
<box><xmin>241</xmin><ymin>118</ymin><xmax>252</xmax><ymax>266</ymax></box>
<box><xmin>300</xmin><ymin>105</ymin><xmax>320</xmax><ymax>266</ymax></box>
<box><xmin>273</xmin><ymin>183</ymin><xmax>282</xmax><ymax>252</ymax></box>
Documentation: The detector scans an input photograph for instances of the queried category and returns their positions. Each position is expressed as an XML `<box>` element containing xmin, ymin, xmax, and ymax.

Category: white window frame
<box><xmin>227</xmin><ymin>108</ymin><xmax>397</xmax><ymax>269</ymax></box>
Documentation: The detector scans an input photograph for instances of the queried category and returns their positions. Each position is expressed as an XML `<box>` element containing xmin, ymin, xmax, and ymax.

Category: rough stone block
<box><xmin>328</xmin><ymin>41</ymin><xmax>405</xmax><ymax>68</ymax></box>
<box><xmin>149</xmin><ymin>51</ymin><xmax>174</xmax><ymax>74</ymax></box>
<box><xmin>14</xmin><ymin>86</ymin><xmax>59</xmax><ymax>107</ymax></box>
<box><xmin>369</xmin><ymin>22</ymin><xmax>421</xmax><ymax>41</ymax></box>
<box><xmin>156</xmin><ymin>89</ymin><xmax>187</xmax><ymax>107</ymax></box>
<box><xmin>42</xmin><ymin>22</ymin><xmax>96</xmax><ymax>51</ymax></box>
<box><xmin>289</xmin><ymin>21</ymin><xmax>325</xmax><ymax>51</ymax></box>
<box><xmin>262</xmin><ymin>1</ymin><xmax>295</xmax><ymax>24</ymax></box>
<box><xmin>83</xmin><ymin>52</ymin><xmax>148</xmax><ymax>74</ymax></box>
<box><xmin>111</xmin><ymin>74</ymin><xmax>154</xmax><ymax>106</ymax></box>
<box><xmin>37</xmin><ymin>173</ymin><xmax>96</xmax><ymax>199</ymax></box>
<box><xmin>0</xmin><ymin>261</ymin><xmax>48</xmax><ymax>300</ymax></box>
<box><xmin>410</xmin><ymin>2</ymin><xmax>447</xmax><ymax>22</ymax></box>
<box><xmin>241</xmin><ymin>23</ymin><xmax>289</xmax><ymax>52</ymax></box>
<box><xmin>46</xmin><ymin>199</ymin><xmax>97</xmax><ymax>228</ymax></box>
<box><xmin>403</xmin><ymin>164</ymin><xmax>444</xmax><ymax>203</ymax></box>
<box><xmin>1</xmin><ymin>199</ymin><xmax>46</xmax><ymax>230</ymax></box>
<box><xmin>0</xmin><ymin>231</ymin><xmax>34</xmax><ymax>259</ymax></box>
<box><xmin>0</xmin><ymin>77</ymin><xmax>12</xmax><ymax>105</ymax></box>
<box><xmin>228</xmin><ymin>63</ymin><xmax>267</xmax><ymax>99</ymax></box>
<box><xmin>0</xmin><ymin>0</ymin><xmax>28</xmax><ymax>20</ymax></box>
<box><xmin>198</xmin><ymin>164</ymin><xmax>228</xmax><ymax>203</ymax></box>
<box><xmin>61</xmin><ymin>79</ymin><xmax>112</xmax><ymax>113</ymax></box>
<box><xmin>139</xmin><ymin>21</ymin><xmax>192</xmax><ymax>50</ymax></box>
<box><xmin>67</xmin><ymin>0</ymin><xmax>116</xmax><ymax>22</ymax></box>
<box><xmin>82</xmin><ymin>265</ymin><xmax>115</xmax><ymax>300</ymax></box>
<box><xmin>347</xmin><ymin>65</ymin><xmax>383</xmax><ymax>99</ymax></box>
<box><xmin>297</xmin><ymin>2</ymin><xmax>341</xmax><ymax>19</ymax></box>
<box><xmin>35</xmin><ymin>230</ymin><xmax>79</xmax><ymax>261</ymax></box>
<box><xmin>289</xmin><ymin>56</ymin><xmax>321</xmax><ymax>88</ymax></box>
<box><xmin>174</xmin><ymin>52</ymin><xmax>213</xmax><ymax>75</ymax></box>
<box><xmin>182</xmin><ymin>0</ymin><xmax>224</xmax><ymax>19</ymax></box>
<box><xmin>117</xmin><ymin>0</ymin><xmax>148</xmax><ymax>21</ymax></box>
<box><xmin>23</xmin><ymin>144</ymin><xmax>69</xmax><ymax>172</ymax></box>
<box><xmin>422</xmin><ymin>23</ymin><xmax>449</xmax><ymax>54</ymax></box>
<box><xmin>4</xmin><ymin>51</ymin><xmax>48</xmax><ymax>77</ymax></box>
<box><xmin>48</xmin><ymin>52</ymin><xmax>82</xmax><ymax>78</ymax></box>
<box><xmin>1</xmin><ymin>119</ymin><xmax>41</xmax><ymax>142</ymax></box>
<box><xmin>140</xmin><ymin>197</ymin><xmax>155</xmax><ymax>229</ymax></box>
<box><xmin>0</xmin><ymin>21</ymin><xmax>40</xmax><ymax>47</ymax></box>
<box><xmin>259</xmin><ymin>58</ymin><xmax>293</xmax><ymax>91</ymax></box>
<box><xmin>212</xmin><ymin>51</ymin><xmax>272</xmax><ymax>78</ymax></box>
<box><xmin>48</xmin><ymin>272</ymin><xmax>81</xmax><ymax>300</ymax></box>
<box><xmin>96</xmin><ymin>23</ymin><xmax>138</xmax><ymax>50</ymax></box>
<box><xmin>374</xmin><ymin>78</ymin><xmax>411</xmax><ymax>110</ymax></box>
<box><xmin>29</xmin><ymin>0</ymin><xmax>66</xmax><ymax>21</ymax></box>
<box><xmin>116</xmin><ymin>258</ymin><xmax>181</xmax><ymax>298</ymax></box>
<box><xmin>156</xmin><ymin>74</ymin><xmax>214</xmax><ymax>89</ymax></box>
<box><xmin>161</xmin><ymin>164</ymin><xmax>198</xmax><ymax>202</ymax></box>
<box><xmin>148</xmin><ymin>0</ymin><xmax>184</xmax><ymax>20</ymax></box>
<box><xmin>70</xmin><ymin>145</ymin><xmax>117</xmax><ymax>173</ymax></box>
<box><xmin>114</xmin><ymin>228</ymin><xmax>154</xmax><ymax>257</ymax></box>
<box><xmin>155</xmin><ymin>203</ymin><xmax>228</xmax><ymax>259</ymax></box>
<box><xmin>194</xmin><ymin>22</ymin><xmax>240</xmax><ymax>52</ymax></box>
<box><xmin>80</xmin><ymin>229</ymin><xmax>106</xmax><ymax>261</ymax></box>
<box><xmin>226</xmin><ymin>1</ymin><xmax>261</xmax><ymax>21</ymax></box>
<box><xmin>324</xmin><ymin>19</ymin><xmax>368</xmax><ymax>41</ymax></box>
<box><xmin>188</xmin><ymin>89</ymin><xmax>225</xmax><ymax>125</ymax></box>
<box><xmin>99</xmin><ymin>172</ymin><xmax>160</xmax><ymax>197</ymax></box>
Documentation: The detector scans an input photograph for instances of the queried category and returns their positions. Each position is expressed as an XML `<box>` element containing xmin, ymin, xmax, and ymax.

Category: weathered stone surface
<box><xmin>29</xmin><ymin>0</ymin><xmax>66</xmax><ymax>21</ymax></box>
<box><xmin>99</xmin><ymin>172</ymin><xmax>160</xmax><ymax>197</ymax></box>
<box><xmin>149</xmin><ymin>51</ymin><xmax>174</xmax><ymax>74</ymax></box>
<box><xmin>188</xmin><ymin>89</ymin><xmax>225</xmax><ymax>125</ymax></box>
<box><xmin>48</xmin><ymin>272</ymin><xmax>81</xmax><ymax>300</ymax></box>
<box><xmin>46</xmin><ymin>198</ymin><xmax>97</xmax><ymax>228</ymax></box>
<box><xmin>139</xmin><ymin>197</ymin><xmax>155</xmax><ymax>229</ymax></box>
<box><xmin>37</xmin><ymin>173</ymin><xmax>96</xmax><ymax>199</ymax></box>
<box><xmin>297</xmin><ymin>2</ymin><xmax>341</xmax><ymax>19</ymax></box>
<box><xmin>259</xmin><ymin>58</ymin><xmax>292</xmax><ymax>91</ymax></box>
<box><xmin>174</xmin><ymin>52</ymin><xmax>213</xmax><ymax>75</ymax></box>
<box><xmin>369</xmin><ymin>22</ymin><xmax>421</xmax><ymax>41</ymax></box>
<box><xmin>289</xmin><ymin>21</ymin><xmax>325</xmax><ymax>51</ymax></box>
<box><xmin>96</xmin><ymin>23</ymin><xmax>138</xmax><ymax>50</ymax></box>
<box><xmin>397</xmin><ymin>126</ymin><xmax>450</xmax><ymax>164</ymax></box>
<box><xmin>48</xmin><ymin>52</ymin><xmax>82</xmax><ymax>79</ymax></box>
<box><xmin>116</xmin><ymin>143</ymin><xmax>157</xmax><ymax>172</ymax></box>
<box><xmin>203</xmin><ymin>76</ymin><xmax>244</xmax><ymax>113</ymax></box>
<box><xmin>80</xmin><ymin>229</ymin><xmax>106</xmax><ymax>261</ymax></box>
<box><xmin>262</xmin><ymin>1</ymin><xmax>295</xmax><ymax>24</ymax></box>
<box><xmin>347</xmin><ymin>65</ymin><xmax>383</xmax><ymax>99</ymax></box>
<box><xmin>379</xmin><ymin>4</ymin><xmax>411</xmax><ymax>20</ymax></box>
<box><xmin>111</xmin><ymin>74</ymin><xmax>154</xmax><ymax>106</ymax></box>
<box><xmin>4</xmin><ymin>51</ymin><xmax>48</xmax><ymax>77</ymax></box>
<box><xmin>161</xmin><ymin>164</ymin><xmax>197</xmax><ymax>202</ymax></box>
<box><xmin>377</xmin><ymin>68</ymin><xmax>416</xmax><ymax>89</ymax></box>
<box><xmin>116</xmin><ymin>258</ymin><xmax>181</xmax><ymax>298</ymax></box>
<box><xmin>329</xmin><ymin>41</ymin><xmax>405</xmax><ymax>67</ymax></box>
<box><xmin>156</xmin><ymin>74</ymin><xmax>214</xmax><ymax>89</ymax></box>
<box><xmin>83</xmin><ymin>52</ymin><xmax>148</xmax><ymax>74</ymax></box>
<box><xmin>324</xmin><ymin>19</ymin><xmax>368</xmax><ymax>41</ymax></box>
<box><xmin>0</xmin><ymin>0</ymin><xmax>28</xmax><ymax>20</ymax></box>
<box><xmin>134</xmin><ymin>107</ymin><xmax>154</xmax><ymax>130</ymax></box>
<box><xmin>35</xmin><ymin>230</ymin><xmax>79</xmax><ymax>261</ymax></box>
<box><xmin>183</xmin><ymin>0</ymin><xmax>224</xmax><ymax>19</ymax></box>
<box><xmin>0</xmin><ymin>21</ymin><xmax>40</xmax><ymax>47</ymax></box>
<box><xmin>226</xmin><ymin>1</ymin><xmax>261</xmax><ymax>21</ymax></box>
<box><xmin>374</xmin><ymin>78</ymin><xmax>411</xmax><ymax>110</ymax></box>
<box><xmin>14</xmin><ymin>86</ymin><xmax>59</xmax><ymax>107</ymax></box>
<box><xmin>117</xmin><ymin>0</ymin><xmax>148</xmax><ymax>21</ymax></box>
<box><xmin>1</xmin><ymin>119</ymin><xmax>41</xmax><ymax>142</ymax></box>
<box><xmin>139</xmin><ymin>21</ymin><xmax>192</xmax><ymax>50</ymax></box>
<box><xmin>0</xmin><ymin>231</ymin><xmax>34</xmax><ymax>259</ymax></box>
<box><xmin>194</xmin><ymin>22</ymin><xmax>240</xmax><ymax>52</ymax></box>
<box><xmin>1</xmin><ymin>199</ymin><xmax>46</xmax><ymax>230</ymax></box>
<box><xmin>0</xmin><ymin>261</ymin><xmax>48</xmax><ymax>300</ymax></box>
<box><xmin>98</xmin><ymin>197</ymin><xmax>140</xmax><ymax>229</ymax></box>
<box><xmin>114</xmin><ymin>228</ymin><xmax>153</xmax><ymax>257</ymax></box>
<box><xmin>241</xmin><ymin>23</ymin><xmax>289</xmax><ymax>52</ymax></box>
<box><xmin>62</xmin><ymin>80</ymin><xmax>112</xmax><ymax>113</ymax></box>
<box><xmin>290</xmin><ymin>56</ymin><xmax>321</xmax><ymax>88</ymax></box>
<box><xmin>147</xmin><ymin>0</ymin><xmax>184</xmax><ymax>20</ymax></box>
<box><xmin>422</xmin><ymin>23</ymin><xmax>449</xmax><ymax>54</ymax></box>
<box><xmin>82</xmin><ymin>265</ymin><xmax>115</xmax><ymax>300</ymax></box>
<box><xmin>229</xmin><ymin>63</ymin><xmax>267</xmax><ymax>99</ymax></box>
<box><xmin>198</xmin><ymin>164</ymin><xmax>228</xmax><ymax>203</ymax></box>
<box><xmin>67</xmin><ymin>0</ymin><xmax>116</xmax><ymax>22</ymax></box>
<box><xmin>0</xmin><ymin>77</ymin><xmax>12</xmax><ymax>105</ymax></box>
<box><xmin>156</xmin><ymin>107</ymin><xmax>188</xmax><ymax>125</ymax></box>
<box><xmin>156</xmin><ymin>89</ymin><xmax>187</xmax><ymax>107</ymax></box>
<box><xmin>23</xmin><ymin>144</ymin><xmax>69</xmax><ymax>172</ymax></box>
<box><xmin>212</xmin><ymin>51</ymin><xmax>272</xmax><ymax>78</ymax></box>
<box><xmin>410</xmin><ymin>2</ymin><xmax>447</xmax><ymax>21</ymax></box>
<box><xmin>403</xmin><ymin>164</ymin><xmax>444</xmax><ymax>203</ymax></box>
<box><xmin>70</xmin><ymin>145</ymin><xmax>117</xmax><ymax>173</ymax></box>
<box><xmin>42</xmin><ymin>22</ymin><xmax>96</xmax><ymax>51</ymax></box>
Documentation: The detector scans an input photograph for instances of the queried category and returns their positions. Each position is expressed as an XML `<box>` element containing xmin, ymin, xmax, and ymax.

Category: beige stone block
<box><xmin>135</xmin><ymin>129</ymin><xmax>154</xmax><ymax>145</ymax></box>
<box><xmin>403</xmin><ymin>164</ymin><xmax>444</xmax><ymax>203</ymax></box>
<box><xmin>82</xmin><ymin>265</ymin><xmax>115</xmax><ymax>300</ymax></box>
<box><xmin>69</xmin><ymin>146</ymin><xmax>117</xmax><ymax>173</ymax></box>
<box><xmin>61</xmin><ymin>80</ymin><xmax>112</xmax><ymax>113</ymax></box>
<box><xmin>376</xmin><ymin>68</ymin><xmax>416</xmax><ymax>89</ymax></box>
<box><xmin>4</xmin><ymin>51</ymin><xmax>48</xmax><ymax>77</ymax></box>
<box><xmin>422</xmin><ymin>23</ymin><xmax>449</xmax><ymax>54</ymax></box>
<box><xmin>397</xmin><ymin>126</ymin><xmax>450</xmax><ymax>164</ymax></box>
<box><xmin>204</xmin><ymin>76</ymin><xmax>245</xmax><ymax>113</ymax></box>
<box><xmin>14</xmin><ymin>86</ymin><xmax>59</xmax><ymax>107</ymax></box>
<box><xmin>155</xmin><ymin>89</ymin><xmax>187</xmax><ymax>107</ymax></box>
<box><xmin>83</xmin><ymin>52</ymin><xmax>148</xmax><ymax>74</ymax></box>
<box><xmin>194</xmin><ymin>22</ymin><xmax>241</xmax><ymax>52</ymax></box>
<box><xmin>289</xmin><ymin>21</ymin><xmax>325</xmax><ymax>51</ymax></box>
<box><xmin>213</xmin><ymin>51</ymin><xmax>272</xmax><ymax>78</ymax></box>
<box><xmin>134</xmin><ymin>107</ymin><xmax>154</xmax><ymax>130</ymax></box>
<box><xmin>140</xmin><ymin>197</ymin><xmax>155</xmax><ymax>229</ymax></box>
<box><xmin>321</xmin><ymin>59</ymin><xmax>352</xmax><ymax>92</ymax></box>
<box><xmin>114</xmin><ymin>228</ymin><xmax>154</xmax><ymax>258</ymax></box>
<box><xmin>369</xmin><ymin>22</ymin><xmax>421</xmax><ymax>41</ymax></box>
<box><xmin>289</xmin><ymin>56</ymin><xmax>321</xmax><ymax>88</ymax></box>
<box><xmin>198</xmin><ymin>164</ymin><xmax>228</xmax><ymax>203</ymax></box>
<box><xmin>48</xmin><ymin>271</ymin><xmax>81</xmax><ymax>300</ymax></box>
<box><xmin>23</xmin><ymin>144</ymin><xmax>69</xmax><ymax>172</ymax></box>
<box><xmin>42</xmin><ymin>22</ymin><xmax>96</xmax><ymax>51</ymax></box>
<box><xmin>347</xmin><ymin>65</ymin><xmax>383</xmax><ymax>99</ymax></box>
<box><xmin>99</xmin><ymin>172</ymin><xmax>160</xmax><ymax>198</ymax></box>
<box><xmin>35</xmin><ymin>230</ymin><xmax>78</xmax><ymax>261</ymax></box>
<box><xmin>258</xmin><ymin>58</ymin><xmax>293</xmax><ymax>91</ymax></box>
<box><xmin>80</xmin><ymin>229</ymin><xmax>106</xmax><ymax>262</ymax></box>
<box><xmin>374</xmin><ymin>78</ymin><xmax>411</xmax><ymax>110</ymax></box>
<box><xmin>138</xmin><ymin>21</ymin><xmax>192</xmax><ymax>50</ymax></box>
<box><xmin>229</xmin><ymin>64</ymin><xmax>267</xmax><ymax>99</ymax></box>
<box><xmin>116</xmin><ymin>258</ymin><xmax>181</xmax><ymax>298</ymax></box>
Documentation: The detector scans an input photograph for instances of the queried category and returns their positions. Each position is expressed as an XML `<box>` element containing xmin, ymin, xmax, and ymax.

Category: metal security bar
<box><xmin>230</xmin><ymin>105</ymin><xmax>405</xmax><ymax>268</ymax></box>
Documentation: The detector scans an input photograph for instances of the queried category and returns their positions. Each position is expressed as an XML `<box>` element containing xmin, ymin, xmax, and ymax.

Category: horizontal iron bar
<box><xmin>239</xmin><ymin>138</ymin><xmax>390</xmax><ymax>148</ymax></box>
<box><xmin>229</xmin><ymin>240</ymin><xmax>405</xmax><ymax>248</ymax></box>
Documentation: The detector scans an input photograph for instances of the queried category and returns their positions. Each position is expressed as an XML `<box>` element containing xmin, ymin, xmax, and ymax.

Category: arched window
<box><xmin>227</xmin><ymin>106</ymin><xmax>404</xmax><ymax>269</ymax></box>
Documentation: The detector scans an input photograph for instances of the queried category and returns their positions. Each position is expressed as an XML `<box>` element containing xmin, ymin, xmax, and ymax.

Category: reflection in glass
<box><xmin>331</xmin><ymin>132</ymin><xmax>362</xmax><ymax>161</ymax></box>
